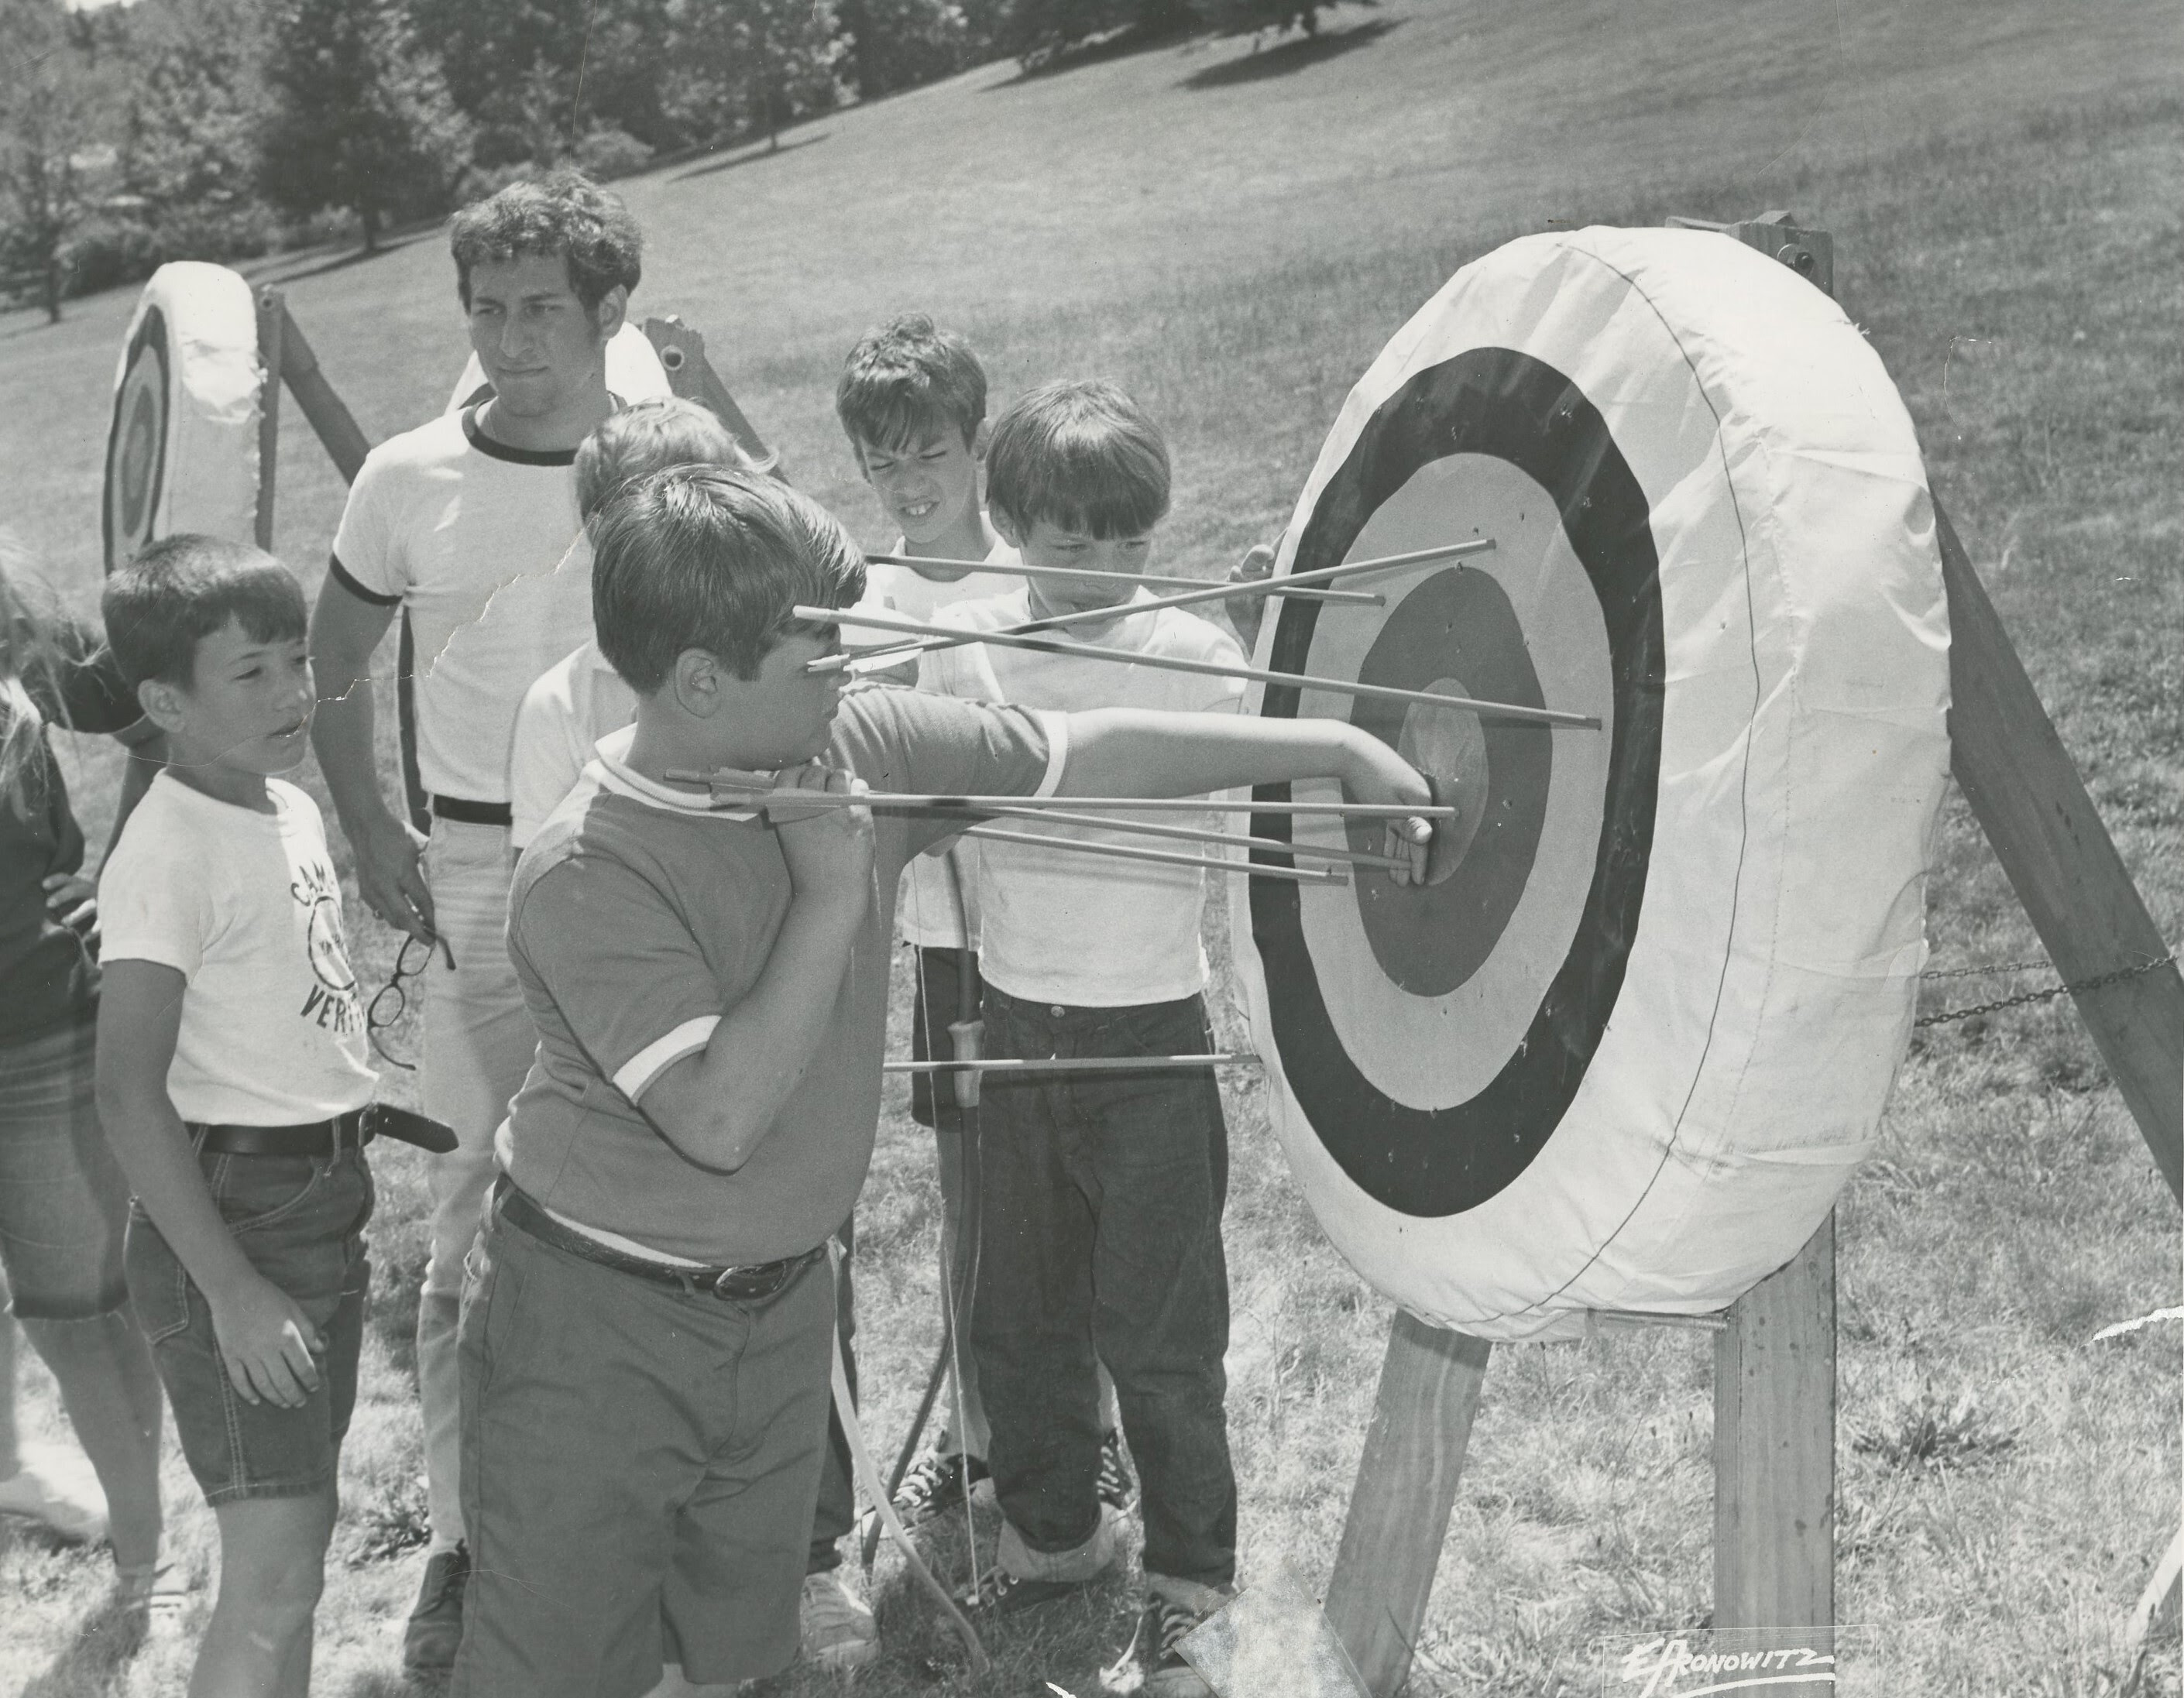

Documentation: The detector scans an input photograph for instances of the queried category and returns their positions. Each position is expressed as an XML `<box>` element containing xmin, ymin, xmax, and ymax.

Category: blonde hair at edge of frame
<box><xmin>575</xmin><ymin>396</ymin><xmax>752</xmax><ymax>522</ymax></box>
<box><xmin>0</xmin><ymin>532</ymin><xmax>76</xmax><ymax>818</ymax></box>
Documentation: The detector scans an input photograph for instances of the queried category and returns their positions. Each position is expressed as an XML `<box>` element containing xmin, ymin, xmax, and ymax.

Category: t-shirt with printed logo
<box><xmin>98</xmin><ymin>774</ymin><xmax>377</xmax><ymax>1124</ymax></box>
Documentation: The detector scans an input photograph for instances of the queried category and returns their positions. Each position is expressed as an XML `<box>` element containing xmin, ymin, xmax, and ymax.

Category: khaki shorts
<box><xmin>450</xmin><ymin>1203</ymin><xmax>834</xmax><ymax>1696</ymax></box>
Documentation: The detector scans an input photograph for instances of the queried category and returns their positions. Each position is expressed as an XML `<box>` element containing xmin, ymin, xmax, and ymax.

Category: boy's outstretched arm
<box><xmin>95</xmin><ymin>962</ymin><xmax>327</xmax><ymax>1410</ymax></box>
<box><xmin>636</xmin><ymin>763</ymin><xmax>877</xmax><ymax>1171</ymax></box>
<box><xmin>1058</xmin><ymin>708</ymin><xmax>1437</xmax><ymax>882</ymax></box>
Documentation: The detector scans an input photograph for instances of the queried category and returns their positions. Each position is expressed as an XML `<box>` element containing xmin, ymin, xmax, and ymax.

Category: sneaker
<box><xmin>403</xmin><ymin>1543</ymin><xmax>469</xmax><ymax>1676</ymax></box>
<box><xmin>801</xmin><ymin>1567</ymin><xmax>878</xmax><ymax>1671</ymax></box>
<box><xmin>0</xmin><ymin>1445</ymin><xmax>107</xmax><ymax>1544</ymax></box>
<box><xmin>891</xmin><ymin>1449</ymin><xmax>987</xmax><ymax>1528</ymax></box>
<box><xmin>1138</xmin><ymin>1584</ymin><xmax>1233</xmax><ymax>1698</ymax></box>
<box><xmin>1095</xmin><ymin>1429</ymin><xmax>1135</xmax><ymax>1512</ymax></box>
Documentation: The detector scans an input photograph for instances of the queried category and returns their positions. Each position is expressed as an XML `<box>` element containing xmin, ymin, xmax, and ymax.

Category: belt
<box><xmin>192</xmin><ymin>1108</ymin><xmax>370</xmax><ymax>1158</ymax></box>
<box><xmin>189</xmin><ymin>1104</ymin><xmax>458</xmax><ymax>1158</ymax></box>
<box><xmin>431</xmin><ymin>795</ymin><xmax>513</xmax><ymax>827</ymax></box>
<box><xmin>494</xmin><ymin>1178</ymin><xmax>824</xmax><ymax>1301</ymax></box>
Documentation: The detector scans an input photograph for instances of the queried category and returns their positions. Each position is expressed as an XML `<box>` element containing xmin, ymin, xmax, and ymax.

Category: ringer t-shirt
<box><xmin>919</xmin><ymin>586</ymin><xmax>1245</xmax><ymax>1007</ymax></box>
<box><xmin>98</xmin><ymin>776</ymin><xmax>377</xmax><ymax>1124</ymax></box>
<box><xmin>846</xmin><ymin>533</ymin><xmax>1022</xmax><ymax>950</ymax></box>
<box><xmin>328</xmin><ymin>407</ymin><xmax>589</xmax><ymax>805</ymax></box>
<box><xmin>499</xmin><ymin>687</ymin><xmax>1064</xmax><ymax>1264</ymax></box>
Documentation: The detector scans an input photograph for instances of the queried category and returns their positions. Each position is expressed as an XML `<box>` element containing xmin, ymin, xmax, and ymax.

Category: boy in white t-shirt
<box><xmin>834</xmin><ymin>316</ymin><xmax>1145</xmax><ymax>1528</ymax></box>
<box><xmin>510</xmin><ymin>397</ymin><xmax>750</xmax><ymax>851</ymax></box>
<box><xmin>919</xmin><ymin>381</ymin><xmax>1252</xmax><ymax>1693</ymax></box>
<box><xmin>94</xmin><ymin>537</ymin><xmax>380</xmax><ymax>1697</ymax></box>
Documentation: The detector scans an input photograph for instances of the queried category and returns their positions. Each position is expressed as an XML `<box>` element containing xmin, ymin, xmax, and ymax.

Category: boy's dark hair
<box><xmin>101</xmin><ymin>535</ymin><xmax>307</xmax><ymax>689</ymax></box>
<box><xmin>575</xmin><ymin>398</ymin><xmax>746</xmax><ymax>520</ymax></box>
<box><xmin>448</xmin><ymin>170</ymin><xmax>644</xmax><ymax>313</ymax></box>
<box><xmin>835</xmin><ymin>314</ymin><xmax>987</xmax><ymax>454</ymax></box>
<box><xmin>984</xmin><ymin>379</ymin><xmax>1169</xmax><ymax>540</ymax></box>
<box><xmin>591</xmin><ymin>466</ymin><xmax>867</xmax><ymax>691</ymax></box>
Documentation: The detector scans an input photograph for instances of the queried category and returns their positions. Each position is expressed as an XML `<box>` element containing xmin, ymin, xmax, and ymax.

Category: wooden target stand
<box><xmin>1318</xmin><ymin>218</ymin><xmax>2184</xmax><ymax>1696</ymax></box>
<box><xmin>244</xmin><ymin>283</ymin><xmax>775</xmax><ymax>544</ymax></box>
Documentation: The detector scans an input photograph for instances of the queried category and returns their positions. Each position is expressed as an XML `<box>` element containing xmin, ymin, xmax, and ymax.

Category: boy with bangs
<box><xmin>95</xmin><ymin>537</ymin><xmax>379</xmax><ymax>1696</ymax></box>
<box><xmin>915</xmin><ymin>379</ymin><xmax>1255</xmax><ymax>1691</ymax></box>
<box><xmin>834</xmin><ymin>315</ymin><xmax>1135</xmax><ymax>1531</ymax></box>
<box><xmin>452</xmin><ymin>465</ymin><xmax>1438</xmax><ymax>1696</ymax></box>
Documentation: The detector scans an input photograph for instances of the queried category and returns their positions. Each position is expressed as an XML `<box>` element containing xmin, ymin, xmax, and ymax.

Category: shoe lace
<box><xmin>895</xmin><ymin>1450</ymin><xmax>960</xmax><ymax>1512</ymax></box>
<box><xmin>1149</xmin><ymin>1595</ymin><xmax>1202</xmax><ymax>1662</ymax></box>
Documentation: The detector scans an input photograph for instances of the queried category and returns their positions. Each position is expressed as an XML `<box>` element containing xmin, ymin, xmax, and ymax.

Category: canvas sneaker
<box><xmin>891</xmin><ymin>1448</ymin><xmax>987</xmax><ymax>1528</ymax></box>
<box><xmin>801</xmin><ymin>1566</ymin><xmax>878</xmax><ymax>1670</ymax></box>
<box><xmin>0</xmin><ymin>1444</ymin><xmax>107</xmax><ymax>1544</ymax></box>
<box><xmin>403</xmin><ymin>1542</ymin><xmax>469</xmax><ymax>1676</ymax></box>
<box><xmin>1138</xmin><ymin>1581</ymin><xmax>1235</xmax><ymax>1698</ymax></box>
<box><xmin>1096</xmin><ymin>1428</ymin><xmax>1135</xmax><ymax>1512</ymax></box>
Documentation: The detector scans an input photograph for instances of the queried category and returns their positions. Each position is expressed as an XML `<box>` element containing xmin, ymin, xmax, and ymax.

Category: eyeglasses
<box><xmin>366</xmin><ymin>932</ymin><xmax>456</xmax><ymax>1072</ymax></box>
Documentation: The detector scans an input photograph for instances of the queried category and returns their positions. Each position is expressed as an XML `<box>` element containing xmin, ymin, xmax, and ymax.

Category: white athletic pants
<box><xmin>417</xmin><ymin>820</ymin><xmax>536</xmax><ymax>1550</ymax></box>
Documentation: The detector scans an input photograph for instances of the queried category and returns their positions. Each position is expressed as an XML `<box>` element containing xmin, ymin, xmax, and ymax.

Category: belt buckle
<box><xmin>709</xmin><ymin>1258</ymin><xmax>785</xmax><ymax>1301</ymax></box>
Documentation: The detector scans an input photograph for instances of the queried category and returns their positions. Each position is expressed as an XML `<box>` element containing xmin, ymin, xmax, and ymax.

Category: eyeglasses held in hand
<box><xmin>366</xmin><ymin>933</ymin><xmax>456</xmax><ymax>1072</ymax></box>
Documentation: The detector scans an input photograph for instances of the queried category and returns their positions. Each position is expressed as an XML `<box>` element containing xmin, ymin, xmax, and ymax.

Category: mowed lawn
<box><xmin>4</xmin><ymin>0</ymin><xmax>2180</xmax><ymax>1691</ymax></box>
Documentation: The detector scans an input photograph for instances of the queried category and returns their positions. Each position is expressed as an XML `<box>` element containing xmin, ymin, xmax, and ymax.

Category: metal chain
<box><xmin>1914</xmin><ymin>949</ymin><xmax>2180</xmax><ymax>1028</ymax></box>
<box><xmin>1917</xmin><ymin>957</ymin><xmax>2057</xmax><ymax>981</ymax></box>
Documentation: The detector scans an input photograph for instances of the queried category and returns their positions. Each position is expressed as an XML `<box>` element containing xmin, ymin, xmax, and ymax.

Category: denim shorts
<box><xmin>0</xmin><ymin>1020</ymin><xmax>131</xmax><ymax>1321</ymax></box>
<box><xmin>127</xmin><ymin>1141</ymin><xmax>374</xmax><ymax>1504</ymax></box>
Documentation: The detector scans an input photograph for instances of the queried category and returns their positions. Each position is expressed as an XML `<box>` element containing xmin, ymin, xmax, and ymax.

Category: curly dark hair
<box><xmin>448</xmin><ymin>170</ymin><xmax>644</xmax><ymax>312</ymax></box>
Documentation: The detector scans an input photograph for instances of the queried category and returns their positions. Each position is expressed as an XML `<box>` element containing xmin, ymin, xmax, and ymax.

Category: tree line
<box><xmin>0</xmin><ymin>0</ymin><xmax>1331</xmax><ymax>320</ymax></box>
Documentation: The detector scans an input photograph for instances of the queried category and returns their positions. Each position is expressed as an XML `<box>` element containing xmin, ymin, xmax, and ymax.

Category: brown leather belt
<box><xmin>493</xmin><ymin>1178</ymin><xmax>824</xmax><ymax>1301</ymax></box>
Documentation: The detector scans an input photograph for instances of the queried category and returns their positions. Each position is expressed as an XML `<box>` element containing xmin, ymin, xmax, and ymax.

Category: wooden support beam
<box><xmin>254</xmin><ymin>287</ymin><xmax>282</xmax><ymax>550</ymax></box>
<box><xmin>641</xmin><ymin>315</ymin><xmax>779</xmax><ymax>475</ymax></box>
<box><xmin>1714</xmin><ymin>1213</ymin><xmax>1835</xmax><ymax>1643</ymax></box>
<box><xmin>1939</xmin><ymin>502</ymin><xmax>2184</xmax><ymax>1201</ymax></box>
<box><xmin>258</xmin><ymin>290</ymin><xmax>371</xmax><ymax>485</ymax></box>
<box><xmin>1324</xmin><ymin>1312</ymin><xmax>1491</xmax><ymax>1696</ymax></box>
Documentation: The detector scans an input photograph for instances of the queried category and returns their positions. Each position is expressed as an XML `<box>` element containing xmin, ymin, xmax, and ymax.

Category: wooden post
<box><xmin>253</xmin><ymin>288</ymin><xmax>283</xmax><ymax>550</ymax></box>
<box><xmin>1324</xmin><ymin>1312</ymin><xmax>1491</xmax><ymax>1696</ymax></box>
<box><xmin>1714</xmin><ymin>1213</ymin><xmax>1835</xmax><ymax>1642</ymax></box>
<box><xmin>259</xmin><ymin>292</ymin><xmax>372</xmax><ymax>485</ymax></box>
<box><xmin>640</xmin><ymin>315</ymin><xmax>780</xmax><ymax>475</ymax></box>
<box><xmin>1939</xmin><ymin>503</ymin><xmax>2184</xmax><ymax>1201</ymax></box>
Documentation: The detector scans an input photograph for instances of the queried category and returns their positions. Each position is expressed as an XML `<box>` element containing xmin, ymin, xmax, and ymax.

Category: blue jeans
<box><xmin>969</xmin><ymin>987</ymin><xmax>1236</xmax><ymax>1590</ymax></box>
<box><xmin>127</xmin><ymin>1141</ymin><xmax>373</xmax><ymax>1504</ymax></box>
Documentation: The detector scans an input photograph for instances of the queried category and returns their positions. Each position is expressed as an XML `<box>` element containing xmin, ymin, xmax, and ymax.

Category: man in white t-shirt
<box><xmin>304</xmin><ymin>170</ymin><xmax>644</xmax><ymax>1676</ymax></box>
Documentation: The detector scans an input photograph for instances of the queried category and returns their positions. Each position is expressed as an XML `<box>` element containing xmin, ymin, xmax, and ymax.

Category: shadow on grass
<box><xmin>1180</xmin><ymin>16</ymin><xmax>1400</xmax><ymax>89</ymax></box>
<box><xmin>16</xmin><ymin>1591</ymin><xmax>148</xmax><ymax>1697</ymax></box>
<box><xmin>253</xmin><ymin>227</ymin><xmax>444</xmax><ymax>290</ymax></box>
<box><xmin>984</xmin><ymin>22</ymin><xmax>1195</xmax><ymax>89</ymax></box>
<box><xmin>672</xmin><ymin>131</ymin><xmax>831</xmax><ymax>184</ymax></box>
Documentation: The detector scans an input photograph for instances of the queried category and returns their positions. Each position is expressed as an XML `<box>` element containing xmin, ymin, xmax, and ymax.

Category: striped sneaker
<box><xmin>891</xmin><ymin>1449</ymin><xmax>988</xmax><ymax>1528</ymax></box>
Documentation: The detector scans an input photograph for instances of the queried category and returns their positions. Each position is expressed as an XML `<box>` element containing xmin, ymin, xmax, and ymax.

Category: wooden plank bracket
<box><xmin>641</xmin><ymin>314</ymin><xmax>780</xmax><ymax>475</ymax></box>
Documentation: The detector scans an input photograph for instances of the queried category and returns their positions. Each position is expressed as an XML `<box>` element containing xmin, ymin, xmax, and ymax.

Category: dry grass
<box><xmin>2</xmin><ymin>0</ymin><xmax>2178</xmax><ymax>1691</ymax></box>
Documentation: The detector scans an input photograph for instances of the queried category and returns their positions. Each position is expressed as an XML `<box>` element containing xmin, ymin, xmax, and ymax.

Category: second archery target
<box><xmin>102</xmin><ymin>262</ymin><xmax>263</xmax><ymax>572</ymax></box>
<box><xmin>1232</xmin><ymin>226</ymin><xmax>1953</xmax><ymax>1341</ymax></box>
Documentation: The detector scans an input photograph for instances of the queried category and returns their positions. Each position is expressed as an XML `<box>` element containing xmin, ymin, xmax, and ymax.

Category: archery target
<box><xmin>103</xmin><ymin>263</ymin><xmax>263</xmax><ymax>571</ymax></box>
<box><xmin>1233</xmin><ymin>227</ymin><xmax>1952</xmax><ymax>1342</ymax></box>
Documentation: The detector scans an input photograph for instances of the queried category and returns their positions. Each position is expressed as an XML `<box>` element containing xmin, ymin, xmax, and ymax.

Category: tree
<box><xmin>258</xmin><ymin>0</ymin><xmax>470</xmax><ymax>252</ymax></box>
<box><xmin>662</xmin><ymin>0</ymin><xmax>843</xmax><ymax>155</ymax></box>
<box><xmin>115</xmin><ymin>0</ymin><xmax>274</xmax><ymax>264</ymax></box>
<box><xmin>835</xmin><ymin>0</ymin><xmax>972</xmax><ymax>101</ymax></box>
<box><xmin>0</xmin><ymin>0</ymin><xmax>108</xmax><ymax>321</ymax></box>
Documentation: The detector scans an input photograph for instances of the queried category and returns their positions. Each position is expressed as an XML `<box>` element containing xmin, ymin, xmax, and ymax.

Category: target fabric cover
<box><xmin>103</xmin><ymin>263</ymin><xmax>262</xmax><ymax>571</ymax></box>
<box><xmin>1231</xmin><ymin>226</ymin><xmax>1951</xmax><ymax>1342</ymax></box>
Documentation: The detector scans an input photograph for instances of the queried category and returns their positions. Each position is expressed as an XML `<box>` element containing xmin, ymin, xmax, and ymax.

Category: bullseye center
<box><xmin>1399</xmin><ymin>679</ymin><xmax>1489</xmax><ymax>876</ymax></box>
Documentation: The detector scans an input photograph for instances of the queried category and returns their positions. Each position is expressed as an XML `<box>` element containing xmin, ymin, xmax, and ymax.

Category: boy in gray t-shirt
<box><xmin>452</xmin><ymin>467</ymin><xmax>1441</xmax><ymax>1696</ymax></box>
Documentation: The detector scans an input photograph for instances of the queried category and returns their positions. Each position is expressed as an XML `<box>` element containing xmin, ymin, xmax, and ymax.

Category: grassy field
<box><xmin>3</xmin><ymin>0</ymin><xmax>2179</xmax><ymax>1691</ymax></box>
